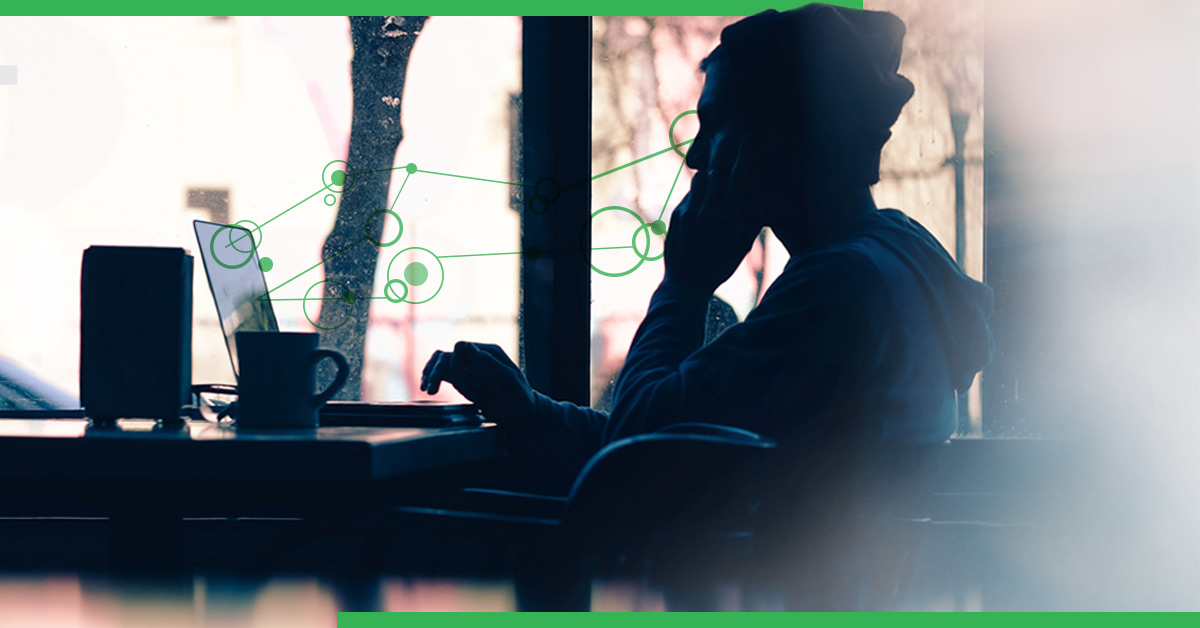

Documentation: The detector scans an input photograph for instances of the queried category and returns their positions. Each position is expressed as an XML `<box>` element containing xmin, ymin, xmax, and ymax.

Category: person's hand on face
<box><xmin>420</xmin><ymin>342</ymin><xmax>536</xmax><ymax>427</ymax></box>
<box><xmin>663</xmin><ymin>133</ymin><xmax>766</xmax><ymax>294</ymax></box>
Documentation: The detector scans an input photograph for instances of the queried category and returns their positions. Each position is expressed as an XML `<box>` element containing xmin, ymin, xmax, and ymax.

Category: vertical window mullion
<box><xmin>520</xmin><ymin>17</ymin><xmax>593</xmax><ymax>405</ymax></box>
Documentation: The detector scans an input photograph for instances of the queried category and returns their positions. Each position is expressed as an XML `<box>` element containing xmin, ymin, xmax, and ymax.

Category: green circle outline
<box><xmin>228</xmin><ymin>219</ymin><xmax>263</xmax><ymax>255</ymax></box>
<box><xmin>669</xmin><ymin>110</ymin><xmax>698</xmax><ymax>159</ymax></box>
<box><xmin>534</xmin><ymin>178</ymin><xmax>561</xmax><ymax>203</ymax></box>
<box><xmin>322</xmin><ymin>159</ymin><xmax>353</xmax><ymax>193</ymax></box>
<box><xmin>580</xmin><ymin>206</ymin><xmax>647</xmax><ymax>278</ymax></box>
<box><xmin>385</xmin><ymin>247</ymin><xmax>445</xmax><ymax>304</ymax></box>
<box><xmin>302</xmin><ymin>279</ymin><xmax>354</xmax><ymax>331</ymax></box>
<box><xmin>364</xmin><ymin>209</ymin><xmax>403</xmax><ymax>247</ymax></box>
<box><xmin>323</xmin><ymin>194</ymin><xmax>337</xmax><ymax>206</ymax></box>
<box><xmin>631</xmin><ymin>222</ymin><xmax>666</xmax><ymax>262</ymax></box>
<box><xmin>384</xmin><ymin>279</ymin><xmax>409</xmax><ymax>303</ymax></box>
<box><xmin>209</xmin><ymin>223</ymin><xmax>258</xmax><ymax>270</ymax></box>
<box><xmin>527</xmin><ymin>194</ymin><xmax>550</xmax><ymax>216</ymax></box>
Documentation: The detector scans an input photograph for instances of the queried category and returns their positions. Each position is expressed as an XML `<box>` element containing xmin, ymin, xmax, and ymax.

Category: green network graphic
<box><xmin>208</xmin><ymin>111</ymin><xmax>699</xmax><ymax>330</ymax></box>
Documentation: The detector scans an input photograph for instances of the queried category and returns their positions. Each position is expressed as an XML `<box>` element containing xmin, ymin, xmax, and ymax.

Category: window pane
<box><xmin>865</xmin><ymin>0</ymin><xmax>985</xmax><ymax>435</ymax></box>
<box><xmin>590</xmin><ymin>10</ymin><xmax>986</xmax><ymax>436</ymax></box>
<box><xmin>590</xmin><ymin>16</ymin><xmax>747</xmax><ymax>411</ymax></box>
<box><xmin>361</xmin><ymin>17</ymin><xmax>522</xmax><ymax>402</ymax></box>
<box><xmin>0</xmin><ymin>16</ymin><xmax>521</xmax><ymax>406</ymax></box>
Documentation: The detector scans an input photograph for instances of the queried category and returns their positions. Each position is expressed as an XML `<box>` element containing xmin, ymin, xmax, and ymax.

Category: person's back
<box><xmin>841</xmin><ymin>209</ymin><xmax>993</xmax><ymax>442</ymax></box>
<box><xmin>601</xmin><ymin>206</ymin><xmax>991</xmax><ymax>450</ymax></box>
<box><xmin>420</xmin><ymin>3</ymin><xmax>994</xmax><ymax>477</ymax></box>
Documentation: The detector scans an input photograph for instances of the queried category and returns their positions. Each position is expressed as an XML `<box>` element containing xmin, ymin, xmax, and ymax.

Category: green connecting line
<box><xmin>272</xmin><ymin>294</ymin><xmax>417</xmax><ymax>302</ymax></box>
<box><xmin>561</xmin><ymin>139</ymin><xmax>693</xmax><ymax>193</ymax></box>
<box><xmin>352</xmin><ymin>137</ymin><xmax>690</xmax><ymax>196</ymax></box>
<box><xmin>256</xmin><ymin>236</ymin><xmax>368</xmax><ymax>302</ymax></box>
<box><xmin>237</xmin><ymin>137</ymin><xmax>690</xmax><ymax>254</ymax></box>
<box><xmin>389</xmin><ymin>171</ymin><xmax>412</xmax><ymax>211</ymax></box>
<box><xmin>435</xmin><ymin>251</ymin><xmax>525</xmax><ymax>260</ymax></box>
<box><xmin>226</xmin><ymin>186</ymin><xmax>325</xmax><ymax>249</ymax></box>
<box><xmin>240</xmin><ymin>132</ymin><xmax>694</xmax><ymax>304</ymax></box>
<box><xmin>658</xmin><ymin>146</ymin><xmax>691</xmax><ymax>223</ymax></box>
<box><xmin>258</xmin><ymin>186</ymin><xmax>326</xmax><ymax>231</ymax></box>
<box><xmin>346</xmin><ymin>164</ymin><xmax>411</xmax><ymax>176</ymax></box>
<box><xmin>436</xmin><ymin>245</ymin><xmax>634</xmax><ymax>259</ymax></box>
<box><xmin>271</xmin><ymin>295</ymin><xmax>396</xmax><ymax>302</ymax></box>
<box><xmin>417</xmin><ymin>169</ymin><xmax>532</xmax><ymax>188</ymax></box>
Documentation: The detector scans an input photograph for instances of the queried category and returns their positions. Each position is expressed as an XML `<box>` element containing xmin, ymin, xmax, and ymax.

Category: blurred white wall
<box><xmin>0</xmin><ymin>16</ymin><xmax>521</xmax><ymax>400</ymax></box>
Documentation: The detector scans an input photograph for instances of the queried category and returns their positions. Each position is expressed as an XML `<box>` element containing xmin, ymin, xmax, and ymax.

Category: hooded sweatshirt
<box><xmin>517</xmin><ymin>208</ymin><xmax>995</xmax><ymax>470</ymax></box>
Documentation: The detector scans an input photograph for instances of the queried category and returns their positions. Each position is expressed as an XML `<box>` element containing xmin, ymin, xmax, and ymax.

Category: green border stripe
<box><xmin>4</xmin><ymin>1</ymin><xmax>860</xmax><ymax>17</ymax></box>
<box><xmin>338</xmin><ymin>613</ymin><xmax>1200</xmax><ymax>626</ymax></box>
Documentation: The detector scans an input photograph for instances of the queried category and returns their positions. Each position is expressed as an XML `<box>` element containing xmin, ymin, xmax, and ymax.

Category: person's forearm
<box><xmin>532</xmin><ymin>391</ymin><xmax>610</xmax><ymax>456</ymax></box>
<box><xmin>498</xmin><ymin>390</ymin><xmax>609</xmax><ymax>470</ymax></box>
<box><xmin>621</xmin><ymin>279</ymin><xmax>710</xmax><ymax>374</ymax></box>
<box><xmin>604</xmin><ymin>278</ymin><xmax>712</xmax><ymax>441</ymax></box>
<box><xmin>504</xmin><ymin>279</ymin><xmax>710</xmax><ymax>464</ymax></box>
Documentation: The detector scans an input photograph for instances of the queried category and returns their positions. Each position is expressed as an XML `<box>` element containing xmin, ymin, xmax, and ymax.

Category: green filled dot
<box><xmin>650</xmin><ymin>220</ymin><xmax>666</xmax><ymax>235</ymax></box>
<box><xmin>404</xmin><ymin>262</ymin><xmax>429</xmax><ymax>286</ymax></box>
<box><xmin>406</xmin><ymin>163</ymin><xmax>418</xmax><ymax>175</ymax></box>
<box><xmin>258</xmin><ymin>257</ymin><xmax>273</xmax><ymax>272</ymax></box>
<box><xmin>331</xmin><ymin>170</ymin><xmax>346</xmax><ymax>186</ymax></box>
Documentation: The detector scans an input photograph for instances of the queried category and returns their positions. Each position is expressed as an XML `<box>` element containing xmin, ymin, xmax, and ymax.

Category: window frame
<box><xmin>519</xmin><ymin>17</ymin><xmax>594</xmax><ymax>406</ymax></box>
<box><xmin>519</xmin><ymin>14</ymin><xmax>1003</xmax><ymax>436</ymax></box>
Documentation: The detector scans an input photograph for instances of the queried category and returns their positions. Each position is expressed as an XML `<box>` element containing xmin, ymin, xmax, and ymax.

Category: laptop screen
<box><xmin>193</xmin><ymin>220</ymin><xmax>279</xmax><ymax>378</ymax></box>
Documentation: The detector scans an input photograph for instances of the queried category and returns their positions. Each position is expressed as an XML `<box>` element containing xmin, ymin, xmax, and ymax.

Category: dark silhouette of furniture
<box><xmin>0</xmin><ymin>418</ymin><xmax>501</xmax><ymax>573</ymax></box>
<box><xmin>377</xmin><ymin>423</ymin><xmax>949</xmax><ymax>611</ymax></box>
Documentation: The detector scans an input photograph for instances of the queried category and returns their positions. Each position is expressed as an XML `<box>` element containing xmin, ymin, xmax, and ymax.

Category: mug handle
<box><xmin>311</xmin><ymin>349</ymin><xmax>350</xmax><ymax>408</ymax></box>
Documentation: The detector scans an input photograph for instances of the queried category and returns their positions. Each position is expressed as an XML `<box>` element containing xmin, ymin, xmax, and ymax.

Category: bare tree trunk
<box><xmin>317</xmin><ymin>16</ymin><xmax>427</xmax><ymax>400</ymax></box>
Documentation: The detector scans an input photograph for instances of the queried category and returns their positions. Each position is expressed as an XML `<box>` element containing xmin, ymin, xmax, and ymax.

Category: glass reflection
<box><xmin>0</xmin><ymin>419</ymin><xmax>89</xmax><ymax>438</ymax></box>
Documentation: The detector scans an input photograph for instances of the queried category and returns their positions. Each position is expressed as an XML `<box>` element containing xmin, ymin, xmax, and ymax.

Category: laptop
<box><xmin>192</xmin><ymin>220</ymin><xmax>279</xmax><ymax>378</ymax></box>
<box><xmin>192</xmin><ymin>220</ymin><xmax>480</xmax><ymax>427</ymax></box>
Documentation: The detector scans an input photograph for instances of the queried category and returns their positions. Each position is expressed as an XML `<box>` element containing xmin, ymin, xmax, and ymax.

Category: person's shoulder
<box><xmin>781</xmin><ymin>236</ymin><xmax>886</xmax><ymax>287</ymax></box>
<box><xmin>766</xmin><ymin>240</ymin><xmax>889</xmax><ymax>311</ymax></box>
<box><xmin>789</xmin><ymin>209</ymin><xmax>945</xmax><ymax>277</ymax></box>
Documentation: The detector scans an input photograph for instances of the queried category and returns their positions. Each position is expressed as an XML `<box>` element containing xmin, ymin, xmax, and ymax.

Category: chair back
<box><xmin>562</xmin><ymin>424</ymin><xmax>776</xmax><ymax>555</ymax></box>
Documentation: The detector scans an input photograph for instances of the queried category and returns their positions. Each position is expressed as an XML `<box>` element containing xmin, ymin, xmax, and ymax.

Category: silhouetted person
<box><xmin>422</xmin><ymin>4</ymin><xmax>993</xmax><ymax>478</ymax></box>
<box><xmin>594</xmin><ymin>295</ymin><xmax>740</xmax><ymax>413</ymax></box>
